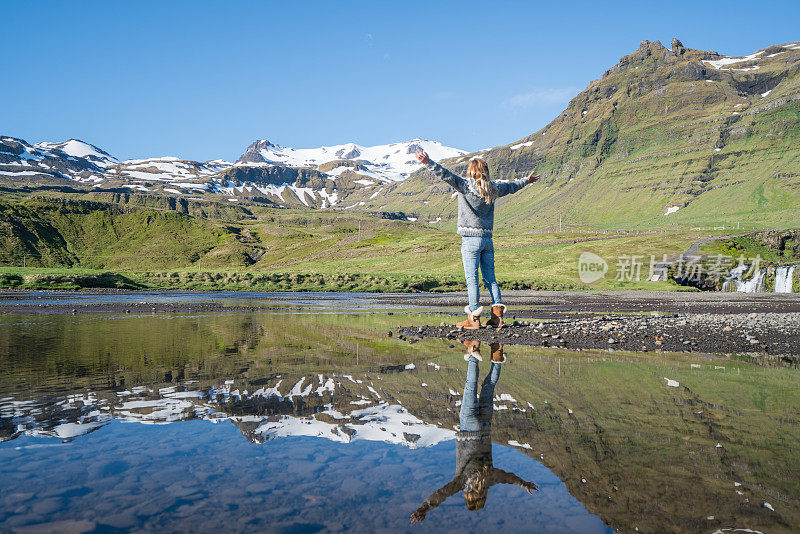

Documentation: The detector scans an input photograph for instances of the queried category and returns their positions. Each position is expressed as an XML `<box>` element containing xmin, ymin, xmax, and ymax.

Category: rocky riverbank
<box><xmin>397</xmin><ymin>311</ymin><xmax>800</xmax><ymax>361</ymax></box>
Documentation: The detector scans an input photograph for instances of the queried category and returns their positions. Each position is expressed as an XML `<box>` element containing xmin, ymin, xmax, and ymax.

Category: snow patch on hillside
<box><xmin>511</xmin><ymin>141</ymin><xmax>534</xmax><ymax>150</ymax></box>
<box><xmin>703</xmin><ymin>50</ymin><xmax>764</xmax><ymax>69</ymax></box>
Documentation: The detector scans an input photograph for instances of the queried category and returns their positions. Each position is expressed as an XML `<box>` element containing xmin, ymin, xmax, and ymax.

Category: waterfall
<box><xmin>721</xmin><ymin>265</ymin><xmax>746</xmax><ymax>292</ymax></box>
<box><xmin>722</xmin><ymin>264</ymin><xmax>766</xmax><ymax>293</ymax></box>
<box><xmin>737</xmin><ymin>269</ymin><xmax>765</xmax><ymax>293</ymax></box>
<box><xmin>775</xmin><ymin>265</ymin><xmax>796</xmax><ymax>293</ymax></box>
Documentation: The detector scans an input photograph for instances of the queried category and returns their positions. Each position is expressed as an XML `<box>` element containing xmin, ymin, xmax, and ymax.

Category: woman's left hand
<box><xmin>527</xmin><ymin>170</ymin><xmax>540</xmax><ymax>183</ymax></box>
<box><xmin>524</xmin><ymin>481</ymin><xmax>539</xmax><ymax>494</ymax></box>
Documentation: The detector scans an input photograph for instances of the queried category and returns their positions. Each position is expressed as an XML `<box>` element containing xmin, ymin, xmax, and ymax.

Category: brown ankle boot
<box><xmin>456</xmin><ymin>305</ymin><xmax>483</xmax><ymax>330</ymax></box>
<box><xmin>485</xmin><ymin>304</ymin><xmax>506</xmax><ymax>328</ymax></box>
<box><xmin>462</xmin><ymin>339</ymin><xmax>482</xmax><ymax>360</ymax></box>
<box><xmin>490</xmin><ymin>342</ymin><xmax>506</xmax><ymax>363</ymax></box>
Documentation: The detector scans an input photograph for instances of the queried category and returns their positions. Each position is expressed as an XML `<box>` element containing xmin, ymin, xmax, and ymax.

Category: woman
<box><xmin>415</xmin><ymin>150</ymin><xmax>538</xmax><ymax>329</ymax></box>
<box><xmin>410</xmin><ymin>342</ymin><xmax>538</xmax><ymax>524</ymax></box>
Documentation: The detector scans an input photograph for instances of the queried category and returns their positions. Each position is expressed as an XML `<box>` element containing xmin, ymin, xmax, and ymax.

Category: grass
<box><xmin>702</xmin><ymin>235</ymin><xmax>800</xmax><ymax>264</ymax></box>
<box><xmin>0</xmin><ymin>224</ymin><xmax>708</xmax><ymax>292</ymax></box>
<box><xmin>0</xmin><ymin>189</ymin><xmax>789</xmax><ymax>292</ymax></box>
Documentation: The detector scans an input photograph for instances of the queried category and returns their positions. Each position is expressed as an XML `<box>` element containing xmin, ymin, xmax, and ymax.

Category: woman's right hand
<box><xmin>415</xmin><ymin>149</ymin><xmax>430</xmax><ymax>164</ymax></box>
<box><xmin>410</xmin><ymin>510</ymin><xmax>426</xmax><ymax>524</ymax></box>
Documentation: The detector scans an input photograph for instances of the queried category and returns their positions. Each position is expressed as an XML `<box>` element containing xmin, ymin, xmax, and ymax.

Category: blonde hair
<box><xmin>466</xmin><ymin>158</ymin><xmax>498</xmax><ymax>203</ymax></box>
<box><xmin>463</xmin><ymin>464</ymin><xmax>490</xmax><ymax>511</ymax></box>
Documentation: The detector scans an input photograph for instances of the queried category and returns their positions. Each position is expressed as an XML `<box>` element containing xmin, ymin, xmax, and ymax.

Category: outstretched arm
<box><xmin>496</xmin><ymin>170</ymin><xmax>540</xmax><ymax>198</ymax></box>
<box><xmin>410</xmin><ymin>478</ymin><xmax>462</xmax><ymax>524</ymax></box>
<box><xmin>490</xmin><ymin>468</ymin><xmax>539</xmax><ymax>494</ymax></box>
<box><xmin>415</xmin><ymin>149</ymin><xmax>468</xmax><ymax>194</ymax></box>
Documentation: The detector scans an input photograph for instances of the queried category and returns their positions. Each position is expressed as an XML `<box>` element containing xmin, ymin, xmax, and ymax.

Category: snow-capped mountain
<box><xmin>0</xmin><ymin>136</ymin><xmax>110</xmax><ymax>184</ymax></box>
<box><xmin>34</xmin><ymin>138</ymin><xmax>118</xmax><ymax>167</ymax></box>
<box><xmin>0</xmin><ymin>136</ymin><xmax>227</xmax><ymax>190</ymax></box>
<box><xmin>237</xmin><ymin>138</ymin><xmax>466</xmax><ymax>182</ymax></box>
<box><xmin>0</xmin><ymin>135</ymin><xmax>466</xmax><ymax>209</ymax></box>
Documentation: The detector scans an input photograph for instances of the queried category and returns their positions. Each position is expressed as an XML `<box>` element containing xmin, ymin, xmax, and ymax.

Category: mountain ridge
<box><xmin>0</xmin><ymin>135</ymin><xmax>465</xmax><ymax>209</ymax></box>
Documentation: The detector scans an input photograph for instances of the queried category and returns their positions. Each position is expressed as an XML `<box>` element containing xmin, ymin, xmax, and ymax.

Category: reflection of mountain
<box><xmin>0</xmin><ymin>376</ymin><xmax>453</xmax><ymax>449</ymax></box>
<box><xmin>1</xmin><ymin>311</ymin><xmax>797</xmax><ymax>533</ymax></box>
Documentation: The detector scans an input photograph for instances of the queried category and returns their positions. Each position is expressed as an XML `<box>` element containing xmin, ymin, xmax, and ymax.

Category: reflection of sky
<box><xmin>0</xmin><ymin>421</ymin><xmax>612</xmax><ymax>533</ymax></box>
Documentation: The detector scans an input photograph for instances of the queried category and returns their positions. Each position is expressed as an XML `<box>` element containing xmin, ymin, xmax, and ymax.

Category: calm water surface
<box><xmin>1</xmin><ymin>293</ymin><xmax>798</xmax><ymax>533</ymax></box>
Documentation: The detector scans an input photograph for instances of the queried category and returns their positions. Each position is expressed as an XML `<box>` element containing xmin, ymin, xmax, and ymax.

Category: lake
<box><xmin>1</xmin><ymin>292</ymin><xmax>798</xmax><ymax>533</ymax></box>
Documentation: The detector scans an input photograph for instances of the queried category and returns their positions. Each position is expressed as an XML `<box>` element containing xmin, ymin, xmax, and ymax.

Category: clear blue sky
<box><xmin>2</xmin><ymin>0</ymin><xmax>798</xmax><ymax>161</ymax></box>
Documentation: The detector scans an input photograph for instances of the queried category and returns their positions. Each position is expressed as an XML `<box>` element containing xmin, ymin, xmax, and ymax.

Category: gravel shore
<box><xmin>397</xmin><ymin>312</ymin><xmax>799</xmax><ymax>359</ymax></box>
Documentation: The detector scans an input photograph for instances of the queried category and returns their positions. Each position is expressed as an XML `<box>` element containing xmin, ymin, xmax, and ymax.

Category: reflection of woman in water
<box><xmin>411</xmin><ymin>341</ymin><xmax>537</xmax><ymax>524</ymax></box>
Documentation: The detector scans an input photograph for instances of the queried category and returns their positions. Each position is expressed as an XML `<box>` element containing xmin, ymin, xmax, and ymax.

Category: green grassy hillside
<box><xmin>352</xmin><ymin>40</ymin><xmax>800</xmax><ymax>231</ymax></box>
<box><xmin>0</xmin><ymin>194</ymin><xmax>714</xmax><ymax>291</ymax></box>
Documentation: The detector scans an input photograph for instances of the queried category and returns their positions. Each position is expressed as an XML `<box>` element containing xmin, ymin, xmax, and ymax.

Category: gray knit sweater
<box><xmin>413</xmin><ymin>430</ymin><xmax>534</xmax><ymax>518</ymax></box>
<box><xmin>426</xmin><ymin>160</ymin><xmax>528</xmax><ymax>237</ymax></box>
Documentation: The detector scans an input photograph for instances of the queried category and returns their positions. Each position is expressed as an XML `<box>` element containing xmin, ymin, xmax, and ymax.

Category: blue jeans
<box><xmin>461</xmin><ymin>236</ymin><xmax>502</xmax><ymax>313</ymax></box>
<box><xmin>460</xmin><ymin>356</ymin><xmax>502</xmax><ymax>432</ymax></box>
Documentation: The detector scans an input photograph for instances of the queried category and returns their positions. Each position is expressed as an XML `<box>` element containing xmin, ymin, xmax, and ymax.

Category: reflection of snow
<box><xmin>256</xmin><ymin>403</ymin><xmax>454</xmax><ymax>448</ymax></box>
<box><xmin>2</xmin><ymin>375</ymin><xmax>454</xmax><ymax>449</ymax></box>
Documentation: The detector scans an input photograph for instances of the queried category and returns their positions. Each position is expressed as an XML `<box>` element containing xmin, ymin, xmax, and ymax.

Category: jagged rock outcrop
<box><xmin>219</xmin><ymin>165</ymin><xmax>332</xmax><ymax>190</ymax></box>
<box><xmin>237</xmin><ymin>139</ymin><xmax>277</xmax><ymax>163</ymax></box>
